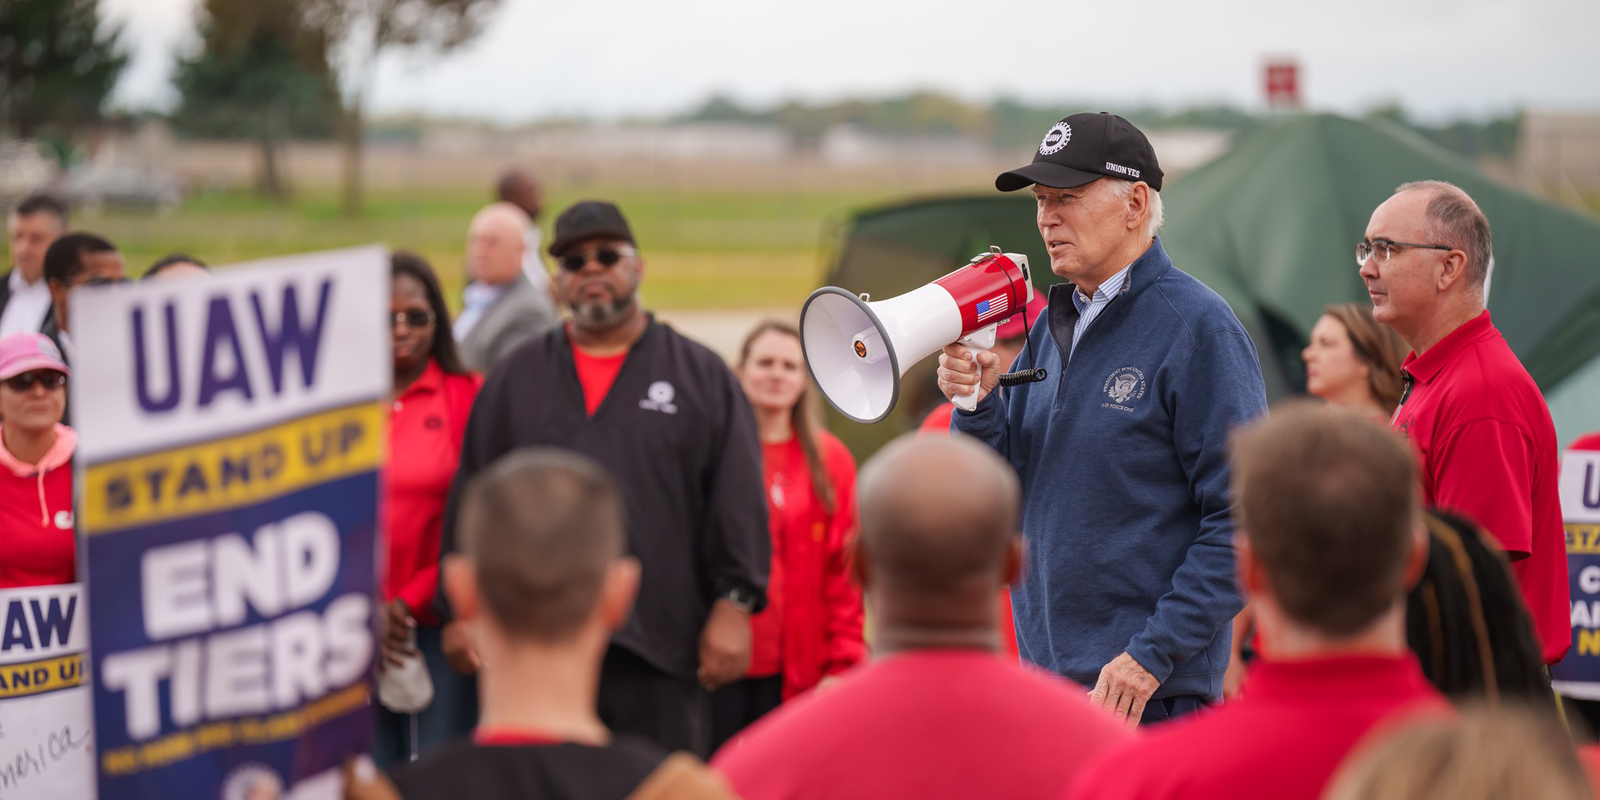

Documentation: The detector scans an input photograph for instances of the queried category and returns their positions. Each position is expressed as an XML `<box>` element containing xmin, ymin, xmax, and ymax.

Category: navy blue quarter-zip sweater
<box><xmin>955</xmin><ymin>237</ymin><xmax>1266</xmax><ymax>701</ymax></box>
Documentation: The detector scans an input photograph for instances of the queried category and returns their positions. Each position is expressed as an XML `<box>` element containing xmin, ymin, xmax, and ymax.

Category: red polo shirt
<box><xmin>714</xmin><ymin>649</ymin><xmax>1131</xmax><ymax>800</ymax></box>
<box><xmin>1391</xmin><ymin>311</ymin><xmax>1568</xmax><ymax>664</ymax></box>
<box><xmin>384</xmin><ymin>361</ymin><xmax>481</xmax><ymax>624</ymax></box>
<box><xmin>1061</xmin><ymin>655</ymin><xmax>1449</xmax><ymax>800</ymax></box>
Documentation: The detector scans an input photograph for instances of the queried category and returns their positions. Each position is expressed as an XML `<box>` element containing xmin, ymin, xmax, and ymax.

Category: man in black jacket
<box><xmin>436</xmin><ymin>200</ymin><xmax>769</xmax><ymax>757</ymax></box>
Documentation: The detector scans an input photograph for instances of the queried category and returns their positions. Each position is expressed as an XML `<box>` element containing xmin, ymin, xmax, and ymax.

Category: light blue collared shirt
<box><xmin>1068</xmin><ymin>263</ymin><xmax>1133</xmax><ymax>356</ymax></box>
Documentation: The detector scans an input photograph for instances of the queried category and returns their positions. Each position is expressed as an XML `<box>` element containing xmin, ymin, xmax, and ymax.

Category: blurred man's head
<box><xmin>466</xmin><ymin>203</ymin><xmax>530</xmax><ymax>287</ymax></box>
<box><xmin>1360</xmin><ymin>181</ymin><xmax>1491</xmax><ymax>350</ymax></box>
<box><xmin>43</xmin><ymin>233</ymin><xmax>124</xmax><ymax>334</ymax></box>
<box><xmin>143</xmin><ymin>253</ymin><xmax>210</xmax><ymax>281</ymax></box>
<box><xmin>549</xmin><ymin>201</ymin><xmax>643</xmax><ymax>332</ymax></box>
<box><xmin>854</xmin><ymin>435</ymin><xmax>1021</xmax><ymax>643</ymax></box>
<box><xmin>497</xmin><ymin>168</ymin><xmax>544</xmax><ymax>222</ymax></box>
<box><xmin>445</xmin><ymin>449</ymin><xmax>639</xmax><ymax>647</ymax></box>
<box><xmin>1229</xmin><ymin>402</ymin><xmax>1425</xmax><ymax>641</ymax></box>
<box><xmin>8</xmin><ymin>194</ymin><xmax>69</xmax><ymax>283</ymax></box>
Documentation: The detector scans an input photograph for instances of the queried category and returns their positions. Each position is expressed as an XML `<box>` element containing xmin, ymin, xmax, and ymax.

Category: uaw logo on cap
<box><xmin>1101</xmin><ymin>366</ymin><xmax>1146</xmax><ymax>412</ymax></box>
<box><xmin>1040</xmin><ymin>121</ymin><xmax>1073</xmax><ymax>155</ymax></box>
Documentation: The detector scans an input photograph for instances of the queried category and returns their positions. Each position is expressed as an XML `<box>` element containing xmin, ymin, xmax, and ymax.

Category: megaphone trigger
<box><xmin>951</xmin><ymin>323</ymin><xmax>999</xmax><ymax>412</ymax></box>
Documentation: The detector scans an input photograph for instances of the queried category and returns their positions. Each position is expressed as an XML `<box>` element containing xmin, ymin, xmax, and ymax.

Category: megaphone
<box><xmin>801</xmin><ymin>246</ymin><xmax>1036</xmax><ymax>424</ymax></box>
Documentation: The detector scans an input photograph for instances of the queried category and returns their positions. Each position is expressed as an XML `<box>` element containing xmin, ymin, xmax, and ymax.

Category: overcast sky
<box><xmin>104</xmin><ymin>0</ymin><xmax>1600</xmax><ymax>123</ymax></box>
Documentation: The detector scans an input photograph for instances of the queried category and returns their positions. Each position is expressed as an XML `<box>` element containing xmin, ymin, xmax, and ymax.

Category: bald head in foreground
<box><xmin>713</xmin><ymin>435</ymin><xmax>1132</xmax><ymax>800</ymax></box>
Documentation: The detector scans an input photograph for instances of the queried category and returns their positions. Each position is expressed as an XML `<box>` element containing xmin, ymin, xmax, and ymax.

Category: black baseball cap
<box><xmin>548</xmin><ymin>200</ymin><xmax>636</xmax><ymax>256</ymax></box>
<box><xmin>995</xmin><ymin>112</ymin><xmax>1164</xmax><ymax>193</ymax></box>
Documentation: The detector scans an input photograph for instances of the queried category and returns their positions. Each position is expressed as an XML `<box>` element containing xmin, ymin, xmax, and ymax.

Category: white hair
<box><xmin>1102</xmin><ymin>179</ymin><xmax>1164</xmax><ymax>239</ymax></box>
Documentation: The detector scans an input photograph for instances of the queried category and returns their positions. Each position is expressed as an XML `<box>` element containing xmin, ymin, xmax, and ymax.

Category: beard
<box><xmin>568</xmin><ymin>283</ymin><xmax>639</xmax><ymax>329</ymax></box>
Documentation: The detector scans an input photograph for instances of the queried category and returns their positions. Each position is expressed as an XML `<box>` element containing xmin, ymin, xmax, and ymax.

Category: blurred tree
<box><xmin>0</xmin><ymin>0</ymin><xmax>127</xmax><ymax>144</ymax></box>
<box><xmin>303</xmin><ymin>0</ymin><xmax>504</xmax><ymax>217</ymax></box>
<box><xmin>172</xmin><ymin>0</ymin><xmax>340</xmax><ymax>201</ymax></box>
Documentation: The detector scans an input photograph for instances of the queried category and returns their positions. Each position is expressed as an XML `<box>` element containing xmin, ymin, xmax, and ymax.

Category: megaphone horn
<box><xmin>801</xmin><ymin>247</ymin><xmax>1036</xmax><ymax>424</ymax></box>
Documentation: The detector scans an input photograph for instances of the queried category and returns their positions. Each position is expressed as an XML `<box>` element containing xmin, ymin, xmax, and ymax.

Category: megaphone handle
<box><xmin>952</xmin><ymin>324</ymin><xmax>999</xmax><ymax>412</ymax></box>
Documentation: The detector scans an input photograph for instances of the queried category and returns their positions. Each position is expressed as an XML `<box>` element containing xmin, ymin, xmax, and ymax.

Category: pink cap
<box><xmin>0</xmin><ymin>332</ymin><xmax>70</xmax><ymax>380</ymax></box>
<box><xmin>996</xmin><ymin>290</ymin><xmax>1049</xmax><ymax>341</ymax></box>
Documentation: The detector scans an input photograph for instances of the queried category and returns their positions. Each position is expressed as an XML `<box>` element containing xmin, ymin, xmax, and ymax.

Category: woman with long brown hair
<box><xmin>1302</xmin><ymin>303</ymin><xmax>1410</xmax><ymax>419</ymax></box>
<box><xmin>711</xmin><ymin>320</ymin><xmax>866</xmax><ymax>752</ymax></box>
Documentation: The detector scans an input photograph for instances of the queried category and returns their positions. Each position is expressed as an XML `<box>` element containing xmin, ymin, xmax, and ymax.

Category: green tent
<box><xmin>821</xmin><ymin>114</ymin><xmax>1600</xmax><ymax>456</ymax></box>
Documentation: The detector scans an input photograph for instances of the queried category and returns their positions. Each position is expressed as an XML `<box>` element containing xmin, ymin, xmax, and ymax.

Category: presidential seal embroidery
<box><xmin>1101</xmin><ymin>367</ymin><xmax>1146</xmax><ymax>411</ymax></box>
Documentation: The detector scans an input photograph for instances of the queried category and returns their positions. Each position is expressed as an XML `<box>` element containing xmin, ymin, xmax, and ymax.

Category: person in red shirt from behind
<box><xmin>0</xmin><ymin>332</ymin><xmax>75</xmax><ymax>588</ymax></box>
<box><xmin>374</xmin><ymin>252</ymin><xmax>483</xmax><ymax>768</ymax></box>
<box><xmin>1062</xmin><ymin>403</ymin><xmax>1449</xmax><ymax>800</ymax></box>
<box><xmin>713</xmin><ymin>434</ymin><xmax>1132</xmax><ymax>799</ymax></box>
<box><xmin>711</xmin><ymin>321</ymin><xmax>865</xmax><ymax>751</ymax></box>
<box><xmin>1363</xmin><ymin>180</ymin><xmax>1567</xmax><ymax>665</ymax></box>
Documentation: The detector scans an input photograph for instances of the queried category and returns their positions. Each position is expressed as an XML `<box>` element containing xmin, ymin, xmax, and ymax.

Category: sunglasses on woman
<box><xmin>391</xmin><ymin>310</ymin><xmax>436</xmax><ymax>329</ymax></box>
<box><xmin>558</xmin><ymin>246</ymin><xmax>637</xmax><ymax>273</ymax></box>
<box><xmin>3</xmin><ymin>371</ymin><xmax>68</xmax><ymax>392</ymax></box>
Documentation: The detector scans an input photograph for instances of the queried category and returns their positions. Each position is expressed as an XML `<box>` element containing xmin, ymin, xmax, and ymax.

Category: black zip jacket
<box><xmin>436</xmin><ymin>316</ymin><xmax>770</xmax><ymax>680</ymax></box>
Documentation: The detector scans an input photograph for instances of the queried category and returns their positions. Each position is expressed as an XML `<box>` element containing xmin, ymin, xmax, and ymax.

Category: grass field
<box><xmin>5</xmin><ymin>185</ymin><xmax>910</xmax><ymax>311</ymax></box>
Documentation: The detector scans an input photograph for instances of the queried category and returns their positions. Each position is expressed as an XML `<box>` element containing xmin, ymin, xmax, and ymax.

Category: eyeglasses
<box><xmin>391</xmin><ymin>310</ymin><xmax>436</xmax><ymax>329</ymax></box>
<box><xmin>3</xmin><ymin>371</ymin><xmax>68</xmax><ymax>392</ymax></box>
<box><xmin>558</xmin><ymin>246</ymin><xmax>637</xmax><ymax>273</ymax></box>
<box><xmin>1356</xmin><ymin>239</ymin><xmax>1455</xmax><ymax>266</ymax></box>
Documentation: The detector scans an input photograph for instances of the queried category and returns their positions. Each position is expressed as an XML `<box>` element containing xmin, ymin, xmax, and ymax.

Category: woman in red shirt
<box><xmin>711</xmin><ymin>321</ymin><xmax>866</xmax><ymax>752</ymax></box>
<box><xmin>375</xmin><ymin>252</ymin><xmax>483</xmax><ymax>768</ymax></box>
<box><xmin>0</xmin><ymin>332</ymin><xmax>75</xmax><ymax>589</ymax></box>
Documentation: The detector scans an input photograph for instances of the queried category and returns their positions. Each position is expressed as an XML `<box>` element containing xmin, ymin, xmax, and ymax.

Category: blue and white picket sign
<box><xmin>70</xmin><ymin>247</ymin><xmax>389</xmax><ymax>800</ymax></box>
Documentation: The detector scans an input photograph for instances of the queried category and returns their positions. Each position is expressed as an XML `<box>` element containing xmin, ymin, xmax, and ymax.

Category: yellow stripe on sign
<box><xmin>81</xmin><ymin>403</ymin><xmax>384</xmax><ymax>533</ymax></box>
<box><xmin>0</xmin><ymin>654</ymin><xmax>84</xmax><ymax>698</ymax></box>
<box><xmin>1567</xmin><ymin>524</ymin><xmax>1600</xmax><ymax>554</ymax></box>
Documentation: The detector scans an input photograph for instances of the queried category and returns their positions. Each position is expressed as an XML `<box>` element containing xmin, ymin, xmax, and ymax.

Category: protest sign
<box><xmin>1553</xmin><ymin>440</ymin><xmax>1600</xmax><ymax>699</ymax></box>
<box><xmin>71</xmin><ymin>247</ymin><xmax>388</xmax><ymax>799</ymax></box>
<box><xmin>0</xmin><ymin>583</ymin><xmax>93</xmax><ymax>799</ymax></box>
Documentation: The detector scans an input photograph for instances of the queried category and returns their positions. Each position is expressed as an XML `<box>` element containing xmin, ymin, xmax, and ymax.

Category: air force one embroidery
<box><xmin>1102</xmin><ymin>366</ymin><xmax>1146</xmax><ymax>411</ymax></box>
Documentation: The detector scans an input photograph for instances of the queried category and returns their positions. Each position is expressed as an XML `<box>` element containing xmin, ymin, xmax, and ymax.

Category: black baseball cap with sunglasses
<box><xmin>547</xmin><ymin>200</ymin><xmax>637</xmax><ymax>261</ymax></box>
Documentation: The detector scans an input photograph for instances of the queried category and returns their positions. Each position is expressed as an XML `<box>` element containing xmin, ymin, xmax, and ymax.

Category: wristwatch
<box><xmin>723</xmin><ymin>587</ymin><xmax>757</xmax><ymax>613</ymax></box>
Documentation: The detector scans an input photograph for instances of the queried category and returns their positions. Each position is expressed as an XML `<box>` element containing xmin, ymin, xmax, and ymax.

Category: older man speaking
<box><xmin>939</xmin><ymin>112</ymin><xmax>1267</xmax><ymax>725</ymax></box>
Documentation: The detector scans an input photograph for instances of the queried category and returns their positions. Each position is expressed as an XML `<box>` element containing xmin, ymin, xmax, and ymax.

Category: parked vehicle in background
<box><xmin>52</xmin><ymin>164</ymin><xmax>186</xmax><ymax>214</ymax></box>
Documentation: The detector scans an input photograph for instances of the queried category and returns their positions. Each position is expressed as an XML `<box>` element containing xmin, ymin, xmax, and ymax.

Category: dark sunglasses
<box><xmin>391</xmin><ymin>310</ymin><xmax>436</xmax><ymax>329</ymax></box>
<box><xmin>558</xmin><ymin>246</ymin><xmax>636</xmax><ymax>273</ymax></box>
<box><xmin>4</xmin><ymin>371</ymin><xmax>68</xmax><ymax>392</ymax></box>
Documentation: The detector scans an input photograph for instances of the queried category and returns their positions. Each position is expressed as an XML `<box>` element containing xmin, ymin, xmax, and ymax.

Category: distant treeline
<box><xmin>675</xmin><ymin>92</ymin><xmax>1522</xmax><ymax>161</ymax></box>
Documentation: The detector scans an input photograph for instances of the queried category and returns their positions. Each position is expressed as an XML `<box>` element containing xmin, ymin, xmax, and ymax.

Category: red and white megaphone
<box><xmin>801</xmin><ymin>246</ymin><xmax>1035</xmax><ymax>424</ymax></box>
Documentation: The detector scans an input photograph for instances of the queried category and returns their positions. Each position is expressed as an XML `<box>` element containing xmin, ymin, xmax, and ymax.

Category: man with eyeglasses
<box><xmin>433</xmin><ymin>200</ymin><xmax>769</xmax><ymax>758</ymax></box>
<box><xmin>40</xmin><ymin>232</ymin><xmax>127</xmax><ymax>366</ymax></box>
<box><xmin>454</xmin><ymin>202</ymin><xmax>559</xmax><ymax>372</ymax></box>
<box><xmin>1360</xmin><ymin>180</ymin><xmax>1568</xmax><ymax>668</ymax></box>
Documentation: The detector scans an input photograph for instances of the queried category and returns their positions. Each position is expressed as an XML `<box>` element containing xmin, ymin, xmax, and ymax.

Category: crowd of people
<box><xmin>1</xmin><ymin>110</ymin><xmax>1597</xmax><ymax>799</ymax></box>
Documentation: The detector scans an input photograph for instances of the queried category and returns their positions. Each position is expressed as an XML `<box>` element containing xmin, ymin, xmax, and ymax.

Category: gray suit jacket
<box><xmin>457</xmin><ymin>274</ymin><xmax>559</xmax><ymax>373</ymax></box>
